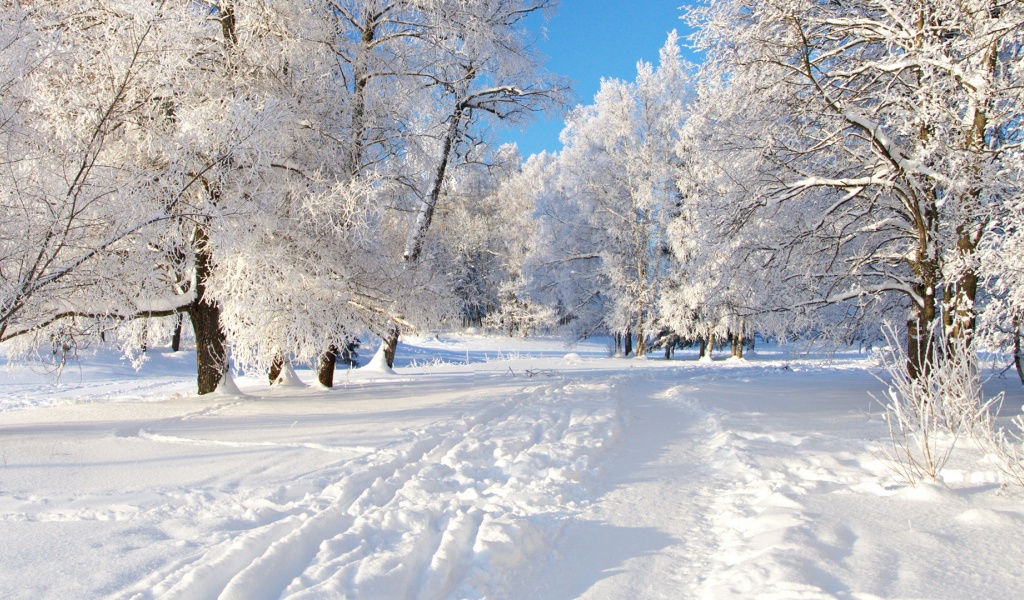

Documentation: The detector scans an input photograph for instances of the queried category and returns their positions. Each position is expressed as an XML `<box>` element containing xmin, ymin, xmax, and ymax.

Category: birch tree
<box><xmin>400</xmin><ymin>0</ymin><xmax>567</xmax><ymax>263</ymax></box>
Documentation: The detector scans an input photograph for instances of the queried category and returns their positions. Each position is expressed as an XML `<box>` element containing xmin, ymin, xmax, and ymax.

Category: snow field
<box><xmin>112</xmin><ymin>377</ymin><xmax>624</xmax><ymax>599</ymax></box>
<box><xmin>691</xmin><ymin>367</ymin><xmax>1024</xmax><ymax>600</ymax></box>
<box><xmin>3</xmin><ymin>337</ymin><xmax>1024</xmax><ymax>599</ymax></box>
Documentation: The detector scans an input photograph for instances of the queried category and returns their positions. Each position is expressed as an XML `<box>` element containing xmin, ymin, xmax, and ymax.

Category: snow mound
<box><xmin>271</xmin><ymin>361</ymin><xmax>305</xmax><ymax>388</ymax></box>
<box><xmin>360</xmin><ymin>343</ymin><xmax>397</xmax><ymax>376</ymax></box>
<box><xmin>211</xmin><ymin>372</ymin><xmax>246</xmax><ymax>398</ymax></box>
<box><xmin>562</xmin><ymin>352</ymin><xmax>582</xmax><ymax>363</ymax></box>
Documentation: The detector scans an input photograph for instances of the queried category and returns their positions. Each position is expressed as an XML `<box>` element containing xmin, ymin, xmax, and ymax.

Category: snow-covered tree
<box><xmin>686</xmin><ymin>0</ymin><xmax>1024</xmax><ymax>375</ymax></box>
<box><xmin>533</xmin><ymin>33</ymin><xmax>691</xmax><ymax>354</ymax></box>
<box><xmin>0</xmin><ymin>3</ymin><xmax>215</xmax><ymax>355</ymax></box>
<box><xmin>400</xmin><ymin>0</ymin><xmax>567</xmax><ymax>263</ymax></box>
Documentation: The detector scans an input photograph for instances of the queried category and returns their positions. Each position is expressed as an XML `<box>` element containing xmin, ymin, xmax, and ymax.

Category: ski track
<box><xmin>113</xmin><ymin>377</ymin><xmax>622</xmax><ymax>600</ymax></box>
<box><xmin>7</xmin><ymin>347</ymin><xmax>1024</xmax><ymax>599</ymax></box>
<box><xmin>518</xmin><ymin>376</ymin><xmax>728</xmax><ymax>599</ymax></box>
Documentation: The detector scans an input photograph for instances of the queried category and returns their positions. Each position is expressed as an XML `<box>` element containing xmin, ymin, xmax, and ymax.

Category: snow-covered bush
<box><xmin>873</xmin><ymin>324</ymin><xmax>1002</xmax><ymax>485</ymax></box>
<box><xmin>978</xmin><ymin>415</ymin><xmax>1024</xmax><ymax>488</ymax></box>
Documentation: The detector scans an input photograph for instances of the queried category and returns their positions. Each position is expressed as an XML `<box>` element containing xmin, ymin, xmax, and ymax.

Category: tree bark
<box><xmin>269</xmin><ymin>354</ymin><xmax>283</xmax><ymax>385</ymax></box>
<box><xmin>318</xmin><ymin>345</ymin><xmax>338</xmax><ymax>387</ymax></box>
<box><xmin>404</xmin><ymin>105</ymin><xmax>464</xmax><ymax>262</ymax></box>
<box><xmin>732</xmin><ymin>318</ymin><xmax>745</xmax><ymax>359</ymax></box>
<box><xmin>171</xmin><ymin>314</ymin><xmax>183</xmax><ymax>352</ymax></box>
<box><xmin>907</xmin><ymin>280</ymin><xmax>937</xmax><ymax>380</ymax></box>
<box><xmin>384</xmin><ymin>326</ymin><xmax>400</xmax><ymax>369</ymax></box>
<box><xmin>623</xmin><ymin>329</ymin><xmax>633</xmax><ymax>357</ymax></box>
<box><xmin>944</xmin><ymin>229</ymin><xmax>980</xmax><ymax>352</ymax></box>
<box><xmin>1014</xmin><ymin>315</ymin><xmax>1024</xmax><ymax>386</ymax></box>
<box><xmin>189</xmin><ymin>225</ymin><xmax>226</xmax><ymax>395</ymax></box>
<box><xmin>634</xmin><ymin>323</ymin><xmax>646</xmax><ymax>357</ymax></box>
<box><xmin>188</xmin><ymin>303</ymin><xmax>224</xmax><ymax>395</ymax></box>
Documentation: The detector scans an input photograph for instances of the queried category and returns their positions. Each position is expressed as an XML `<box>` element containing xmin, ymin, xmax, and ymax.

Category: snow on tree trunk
<box><xmin>732</xmin><ymin>318</ymin><xmax>745</xmax><ymax>359</ymax></box>
<box><xmin>404</xmin><ymin>106</ymin><xmax>463</xmax><ymax>263</ymax></box>
<box><xmin>634</xmin><ymin>323</ymin><xmax>647</xmax><ymax>357</ymax></box>
<box><xmin>1014</xmin><ymin>316</ymin><xmax>1024</xmax><ymax>386</ymax></box>
<box><xmin>384</xmin><ymin>327</ymin><xmax>400</xmax><ymax>369</ymax></box>
<box><xmin>268</xmin><ymin>354</ymin><xmax>283</xmax><ymax>385</ymax></box>
<box><xmin>908</xmin><ymin>273</ymin><xmax>939</xmax><ymax>380</ymax></box>
<box><xmin>318</xmin><ymin>345</ymin><xmax>339</xmax><ymax>388</ymax></box>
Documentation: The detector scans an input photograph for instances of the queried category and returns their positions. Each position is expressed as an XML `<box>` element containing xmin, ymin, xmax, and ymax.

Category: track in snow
<box><xmin>115</xmin><ymin>377</ymin><xmax>622</xmax><ymax>600</ymax></box>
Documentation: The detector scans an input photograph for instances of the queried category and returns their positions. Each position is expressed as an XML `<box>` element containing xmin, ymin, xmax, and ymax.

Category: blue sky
<box><xmin>500</xmin><ymin>1</ymin><xmax>698</xmax><ymax>157</ymax></box>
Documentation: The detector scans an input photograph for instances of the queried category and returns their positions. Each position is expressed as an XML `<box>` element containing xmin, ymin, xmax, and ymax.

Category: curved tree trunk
<box><xmin>404</xmin><ymin>105</ymin><xmax>464</xmax><ymax>262</ymax></box>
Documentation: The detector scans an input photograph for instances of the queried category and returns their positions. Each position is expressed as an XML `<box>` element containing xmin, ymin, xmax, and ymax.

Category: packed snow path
<box><xmin>3</xmin><ymin>337</ymin><xmax>1024</xmax><ymax>598</ymax></box>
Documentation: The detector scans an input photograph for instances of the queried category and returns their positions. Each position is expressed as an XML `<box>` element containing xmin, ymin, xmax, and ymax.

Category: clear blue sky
<box><xmin>500</xmin><ymin>1</ymin><xmax>698</xmax><ymax>157</ymax></box>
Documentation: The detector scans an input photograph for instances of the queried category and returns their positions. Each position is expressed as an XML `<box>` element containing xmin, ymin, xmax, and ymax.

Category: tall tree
<box><xmin>401</xmin><ymin>0</ymin><xmax>566</xmax><ymax>263</ymax></box>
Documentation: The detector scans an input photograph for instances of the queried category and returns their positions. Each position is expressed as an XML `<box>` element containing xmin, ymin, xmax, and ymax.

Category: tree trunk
<box><xmin>944</xmin><ymin>229</ymin><xmax>980</xmax><ymax>352</ymax></box>
<box><xmin>907</xmin><ymin>280</ymin><xmax>937</xmax><ymax>380</ymax></box>
<box><xmin>707</xmin><ymin>331</ymin><xmax>715</xmax><ymax>360</ymax></box>
<box><xmin>733</xmin><ymin>318</ymin><xmax>745</xmax><ymax>359</ymax></box>
<box><xmin>189</xmin><ymin>299</ymin><xmax>226</xmax><ymax>395</ymax></box>
<box><xmin>623</xmin><ymin>330</ymin><xmax>633</xmax><ymax>357</ymax></box>
<box><xmin>189</xmin><ymin>225</ymin><xmax>226</xmax><ymax>395</ymax></box>
<box><xmin>348</xmin><ymin>12</ymin><xmax>374</xmax><ymax>177</ymax></box>
<box><xmin>1014</xmin><ymin>315</ymin><xmax>1024</xmax><ymax>386</ymax></box>
<box><xmin>614</xmin><ymin>332</ymin><xmax>622</xmax><ymax>356</ymax></box>
<box><xmin>384</xmin><ymin>326</ymin><xmax>400</xmax><ymax>369</ymax></box>
<box><xmin>171</xmin><ymin>314</ymin><xmax>183</xmax><ymax>352</ymax></box>
<box><xmin>699</xmin><ymin>337</ymin><xmax>707</xmax><ymax>360</ymax></box>
<box><xmin>186</xmin><ymin>7</ymin><xmax>235</xmax><ymax>396</ymax></box>
<box><xmin>318</xmin><ymin>345</ymin><xmax>338</xmax><ymax>387</ymax></box>
<box><xmin>404</xmin><ymin>105</ymin><xmax>464</xmax><ymax>262</ymax></box>
<box><xmin>269</xmin><ymin>354</ymin><xmax>283</xmax><ymax>385</ymax></box>
<box><xmin>634</xmin><ymin>323</ymin><xmax>646</xmax><ymax>357</ymax></box>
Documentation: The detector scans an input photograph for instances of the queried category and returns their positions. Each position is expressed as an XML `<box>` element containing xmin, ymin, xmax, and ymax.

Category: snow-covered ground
<box><xmin>2</xmin><ymin>335</ymin><xmax>1023</xmax><ymax>599</ymax></box>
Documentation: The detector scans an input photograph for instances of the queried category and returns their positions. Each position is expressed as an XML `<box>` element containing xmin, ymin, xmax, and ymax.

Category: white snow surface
<box><xmin>2</xmin><ymin>335</ymin><xmax>1023</xmax><ymax>599</ymax></box>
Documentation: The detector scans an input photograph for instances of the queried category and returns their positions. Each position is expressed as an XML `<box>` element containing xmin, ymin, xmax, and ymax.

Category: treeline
<box><xmin>497</xmin><ymin>1</ymin><xmax>1023</xmax><ymax>379</ymax></box>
